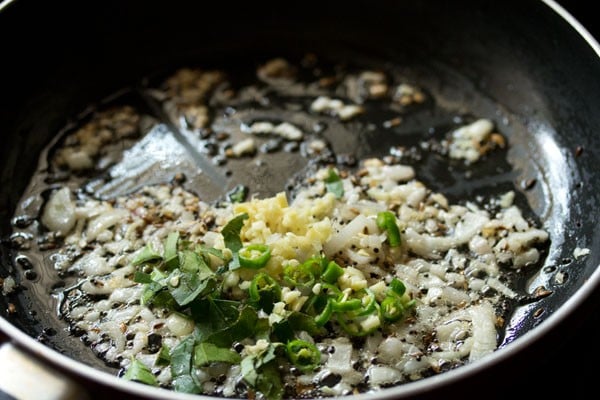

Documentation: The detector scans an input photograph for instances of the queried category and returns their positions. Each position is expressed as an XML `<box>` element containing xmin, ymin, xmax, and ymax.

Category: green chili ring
<box><xmin>377</xmin><ymin>211</ymin><xmax>401</xmax><ymax>247</ymax></box>
<box><xmin>354</xmin><ymin>289</ymin><xmax>378</xmax><ymax>317</ymax></box>
<box><xmin>248</xmin><ymin>272</ymin><xmax>281</xmax><ymax>313</ymax></box>
<box><xmin>239</xmin><ymin>243</ymin><xmax>271</xmax><ymax>269</ymax></box>
<box><xmin>337</xmin><ymin>312</ymin><xmax>381</xmax><ymax>337</ymax></box>
<box><xmin>331</xmin><ymin>298</ymin><xmax>362</xmax><ymax>312</ymax></box>
<box><xmin>314</xmin><ymin>299</ymin><xmax>334</xmax><ymax>326</ymax></box>
<box><xmin>321</xmin><ymin>261</ymin><xmax>344</xmax><ymax>284</ymax></box>
<box><xmin>302</xmin><ymin>256</ymin><xmax>326</xmax><ymax>277</ymax></box>
<box><xmin>380</xmin><ymin>295</ymin><xmax>406</xmax><ymax>322</ymax></box>
<box><xmin>286</xmin><ymin>339</ymin><xmax>321</xmax><ymax>372</ymax></box>
<box><xmin>283</xmin><ymin>264</ymin><xmax>315</xmax><ymax>288</ymax></box>
<box><xmin>388</xmin><ymin>277</ymin><xmax>407</xmax><ymax>297</ymax></box>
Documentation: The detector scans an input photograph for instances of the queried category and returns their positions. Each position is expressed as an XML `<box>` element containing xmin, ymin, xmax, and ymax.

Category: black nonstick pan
<box><xmin>1</xmin><ymin>0</ymin><xmax>599</xmax><ymax>399</ymax></box>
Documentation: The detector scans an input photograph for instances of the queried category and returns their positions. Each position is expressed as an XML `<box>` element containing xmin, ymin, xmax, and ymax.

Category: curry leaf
<box><xmin>155</xmin><ymin>344</ymin><xmax>171</xmax><ymax>367</ymax></box>
<box><xmin>123</xmin><ymin>358</ymin><xmax>157</xmax><ymax>386</ymax></box>
<box><xmin>240</xmin><ymin>341</ymin><xmax>281</xmax><ymax>385</ymax></box>
<box><xmin>191</xmin><ymin>299</ymin><xmax>241</xmax><ymax>340</ymax></box>
<box><xmin>149</xmin><ymin>288</ymin><xmax>178</xmax><ymax>309</ymax></box>
<box><xmin>178</xmin><ymin>250</ymin><xmax>206</xmax><ymax>274</ymax></box>
<box><xmin>229</xmin><ymin>253</ymin><xmax>241</xmax><ymax>271</ymax></box>
<box><xmin>170</xmin><ymin>336</ymin><xmax>196</xmax><ymax>377</ymax></box>
<box><xmin>140</xmin><ymin>280</ymin><xmax>166</xmax><ymax>305</ymax></box>
<box><xmin>272</xmin><ymin>320</ymin><xmax>294</xmax><ymax>343</ymax></box>
<box><xmin>324</xmin><ymin>169</ymin><xmax>344</xmax><ymax>198</ymax></box>
<box><xmin>167</xmin><ymin>267</ymin><xmax>216</xmax><ymax>307</ymax></box>
<box><xmin>194</xmin><ymin>342</ymin><xmax>241</xmax><ymax>366</ymax></box>
<box><xmin>287</xmin><ymin>311</ymin><xmax>325</xmax><ymax>336</ymax></box>
<box><xmin>133</xmin><ymin>271</ymin><xmax>153</xmax><ymax>284</ymax></box>
<box><xmin>204</xmin><ymin>305</ymin><xmax>259</xmax><ymax>348</ymax></box>
<box><xmin>138</xmin><ymin>269</ymin><xmax>170</xmax><ymax>306</ymax></box>
<box><xmin>131</xmin><ymin>243</ymin><xmax>162</xmax><ymax>266</ymax></box>
<box><xmin>170</xmin><ymin>336</ymin><xmax>202</xmax><ymax>393</ymax></box>
<box><xmin>163</xmin><ymin>231</ymin><xmax>180</xmax><ymax>270</ymax></box>
<box><xmin>222</xmin><ymin>213</ymin><xmax>248</xmax><ymax>253</ymax></box>
<box><xmin>272</xmin><ymin>311</ymin><xmax>324</xmax><ymax>342</ymax></box>
<box><xmin>197</xmin><ymin>245</ymin><xmax>225</xmax><ymax>261</ymax></box>
<box><xmin>173</xmin><ymin>374</ymin><xmax>201</xmax><ymax>394</ymax></box>
<box><xmin>256</xmin><ymin>363</ymin><xmax>284</xmax><ymax>400</ymax></box>
<box><xmin>240</xmin><ymin>342</ymin><xmax>284</xmax><ymax>400</ymax></box>
<box><xmin>240</xmin><ymin>356</ymin><xmax>258</xmax><ymax>386</ymax></box>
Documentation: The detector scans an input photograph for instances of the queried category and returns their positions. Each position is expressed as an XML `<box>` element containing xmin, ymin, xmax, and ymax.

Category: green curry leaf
<box><xmin>194</xmin><ymin>342</ymin><xmax>241</xmax><ymax>366</ymax></box>
<box><xmin>123</xmin><ymin>358</ymin><xmax>157</xmax><ymax>386</ymax></box>
<box><xmin>222</xmin><ymin>213</ymin><xmax>248</xmax><ymax>253</ymax></box>
<box><xmin>324</xmin><ymin>169</ymin><xmax>344</xmax><ymax>198</ymax></box>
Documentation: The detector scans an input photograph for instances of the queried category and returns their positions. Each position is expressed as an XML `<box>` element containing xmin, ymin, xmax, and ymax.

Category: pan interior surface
<box><xmin>1</xmin><ymin>0</ymin><xmax>599</xmax><ymax>399</ymax></box>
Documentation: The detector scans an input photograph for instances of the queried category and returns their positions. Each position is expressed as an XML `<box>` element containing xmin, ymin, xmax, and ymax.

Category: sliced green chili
<box><xmin>324</xmin><ymin>169</ymin><xmax>344</xmax><ymax>199</ymax></box>
<box><xmin>319</xmin><ymin>283</ymin><xmax>342</xmax><ymax>297</ymax></box>
<box><xmin>331</xmin><ymin>289</ymin><xmax>376</xmax><ymax>315</ymax></box>
<box><xmin>332</xmin><ymin>298</ymin><xmax>362</xmax><ymax>312</ymax></box>
<box><xmin>227</xmin><ymin>184</ymin><xmax>248</xmax><ymax>203</ymax></box>
<box><xmin>354</xmin><ymin>289</ymin><xmax>378</xmax><ymax>317</ymax></box>
<box><xmin>377</xmin><ymin>211</ymin><xmax>401</xmax><ymax>247</ymax></box>
<box><xmin>304</xmin><ymin>281</ymin><xmax>340</xmax><ymax>323</ymax></box>
<box><xmin>337</xmin><ymin>312</ymin><xmax>381</xmax><ymax>337</ymax></box>
<box><xmin>314</xmin><ymin>299</ymin><xmax>334</xmax><ymax>326</ymax></box>
<box><xmin>388</xmin><ymin>277</ymin><xmax>406</xmax><ymax>297</ymax></box>
<box><xmin>239</xmin><ymin>244</ymin><xmax>271</xmax><ymax>269</ymax></box>
<box><xmin>321</xmin><ymin>261</ymin><xmax>343</xmax><ymax>284</ymax></box>
<box><xmin>283</xmin><ymin>264</ymin><xmax>315</xmax><ymax>288</ymax></box>
<box><xmin>286</xmin><ymin>339</ymin><xmax>321</xmax><ymax>373</ymax></box>
<box><xmin>249</xmin><ymin>272</ymin><xmax>281</xmax><ymax>313</ymax></box>
<box><xmin>301</xmin><ymin>256</ymin><xmax>326</xmax><ymax>277</ymax></box>
<box><xmin>380</xmin><ymin>295</ymin><xmax>405</xmax><ymax>322</ymax></box>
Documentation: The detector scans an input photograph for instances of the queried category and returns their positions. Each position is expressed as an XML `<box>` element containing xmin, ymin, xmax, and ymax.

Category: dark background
<box><xmin>1</xmin><ymin>0</ymin><xmax>599</xmax><ymax>399</ymax></box>
<box><xmin>558</xmin><ymin>1</ymin><xmax>599</xmax><ymax>41</ymax></box>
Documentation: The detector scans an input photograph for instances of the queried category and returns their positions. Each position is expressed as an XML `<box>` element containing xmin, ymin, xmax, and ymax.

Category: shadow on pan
<box><xmin>1</xmin><ymin>0</ymin><xmax>599</xmax><ymax>399</ymax></box>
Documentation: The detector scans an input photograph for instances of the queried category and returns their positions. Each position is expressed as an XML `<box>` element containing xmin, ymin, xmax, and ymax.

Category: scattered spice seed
<box><xmin>521</xmin><ymin>178</ymin><xmax>537</xmax><ymax>190</ymax></box>
<box><xmin>533</xmin><ymin>286</ymin><xmax>553</xmax><ymax>299</ymax></box>
<box><xmin>383</xmin><ymin>117</ymin><xmax>402</xmax><ymax>128</ymax></box>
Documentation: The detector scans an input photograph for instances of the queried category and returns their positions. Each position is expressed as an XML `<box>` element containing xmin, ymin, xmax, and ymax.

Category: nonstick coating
<box><xmin>1</xmin><ymin>0</ymin><xmax>599</xmax><ymax>399</ymax></box>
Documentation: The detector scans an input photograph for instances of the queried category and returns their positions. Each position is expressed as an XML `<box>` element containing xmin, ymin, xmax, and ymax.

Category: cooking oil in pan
<box><xmin>1</xmin><ymin>53</ymin><xmax>559</xmax><ymax>394</ymax></box>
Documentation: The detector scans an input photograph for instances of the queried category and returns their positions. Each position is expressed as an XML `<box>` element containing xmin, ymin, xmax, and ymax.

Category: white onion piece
<box><xmin>109</xmin><ymin>287</ymin><xmax>143</xmax><ymax>304</ymax></box>
<box><xmin>377</xmin><ymin>337</ymin><xmax>404</xmax><ymax>363</ymax></box>
<box><xmin>468</xmin><ymin>302</ymin><xmax>497</xmax><ymax>361</ymax></box>
<box><xmin>367</xmin><ymin>366</ymin><xmax>402</xmax><ymax>386</ymax></box>
<box><xmin>501</xmin><ymin>206</ymin><xmax>529</xmax><ymax>231</ymax></box>
<box><xmin>346</xmin><ymin>248</ymin><xmax>375</xmax><ymax>265</ymax></box>
<box><xmin>41</xmin><ymin>187</ymin><xmax>76</xmax><ymax>235</ymax></box>
<box><xmin>404</xmin><ymin>212</ymin><xmax>489</xmax><ymax>258</ymax></box>
<box><xmin>504</xmin><ymin>230</ymin><xmax>549</xmax><ymax>253</ymax></box>
<box><xmin>323</xmin><ymin>214</ymin><xmax>371</xmax><ymax>257</ymax></box>
<box><xmin>383</xmin><ymin>165</ymin><xmax>415</xmax><ymax>182</ymax></box>
<box><xmin>74</xmin><ymin>251</ymin><xmax>112</xmax><ymax>276</ymax></box>
<box><xmin>326</xmin><ymin>339</ymin><xmax>354</xmax><ymax>375</ymax></box>
<box><xmin>167</xmin><ymin>313</ymin><xmax>195</xmax><ymax>337</ymax></box>
<box><xmin>486</xmin><ymin>277</ymin><xmax>518</xmax><ymax>299</ymax></box>
<box><xmin>85</xmin><ymin>208</ymin><xmax>129</xmax><ymax>242</ymax></box>
<box><xmin>449</xmin><ymin>119</ymin><xmax>493</xmax><ymax>162</ymax></box>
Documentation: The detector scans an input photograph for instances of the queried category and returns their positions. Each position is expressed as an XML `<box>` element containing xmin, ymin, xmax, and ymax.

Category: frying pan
<box><xmin>1</xmin><ymin>0</ymin><xmax>599</xmax><ymax>398</ymax></box>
